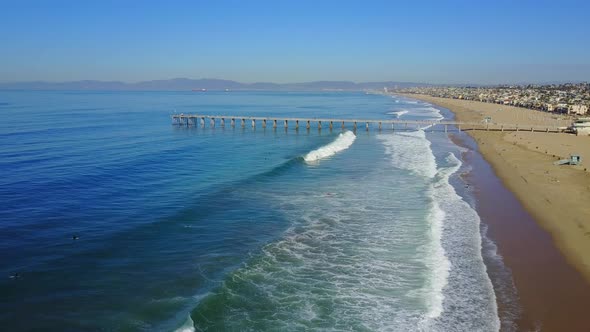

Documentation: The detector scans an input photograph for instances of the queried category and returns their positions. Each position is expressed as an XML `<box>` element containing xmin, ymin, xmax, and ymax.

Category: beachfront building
<box><xmin>570</xmin><ymin>104</ymin><xmax>589</xmax><ymax>115</ymax></box>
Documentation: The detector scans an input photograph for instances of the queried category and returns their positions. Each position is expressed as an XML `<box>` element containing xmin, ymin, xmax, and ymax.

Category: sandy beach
<box><xmin>401</xmin><ymin>94</ymin><xmax>590</xmax><ymax>329</ymax></box>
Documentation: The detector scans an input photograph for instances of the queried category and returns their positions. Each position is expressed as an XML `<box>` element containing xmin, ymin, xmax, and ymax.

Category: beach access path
<box><xmin>400</xmin><ymin>94</ymin><xmax>590</xmax><ymax>283</ymax></box>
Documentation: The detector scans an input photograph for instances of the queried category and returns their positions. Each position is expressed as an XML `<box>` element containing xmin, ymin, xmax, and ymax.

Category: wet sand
<box><xmin>400</xmin><ymin>94</ymin><xmax>590</xmax><ymax>331</ymax></box>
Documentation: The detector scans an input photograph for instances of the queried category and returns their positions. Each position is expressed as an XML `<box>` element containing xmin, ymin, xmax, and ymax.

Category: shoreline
<box><xmin>399</xmin><ymin>94</ymin><xmax>590</xmax><ymax>330</ymax></box>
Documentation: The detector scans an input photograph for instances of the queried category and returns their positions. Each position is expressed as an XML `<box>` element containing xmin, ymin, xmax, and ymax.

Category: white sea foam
<box><xmin>174</xmin><ymin>314</ymin><xmax>195</xmax><ymax>332</ymax></box>
<box><xmin>418</xmin><ymin>155</ymin><xmax>461</xmax><ymax>329</ymax></box>
<box><xmin>214</xmin><ymin>179</ymin><xmax>438</xmax><ymax>331</ymax></box>
<box><xmin>303</xmin><ymin>131</ymin><xmax>356</xmax><ymax>163</ymax></box>
<box><xmin>424</xmin><ymin>153</ymin><xmax>500</xmax><ymax>331</ymax></box>
<box><xmin>379</xmin><ymin>129</ymin><xmax>450</xmax><ymax>325</ymax></box>
<box><xmin>393</xmin><ymin>99</ymin><xmax>444</xmax><ymax>121</ymax></box>
<box><xmin>379</xmin><ymin>124</ymin><xmax>500</xmax><ymax>331</ymax></box>
<box><xmin>411</xmin><ymin>106</ymin><xmax>445</xmax><ymax>120</ymax></box>
<box><xmin>378</xmin><ymin>130</ymin><xmax>437</xmax><ymax>178</ymax></box>
<box><xmin>422</xmin><ymin>200</ymin><xmax>450</xmax><ymax>321</ymax></box>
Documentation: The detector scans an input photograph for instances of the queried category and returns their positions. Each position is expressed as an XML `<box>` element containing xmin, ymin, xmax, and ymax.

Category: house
<box><xmin>569</xmin><ymin>104</ymin><xmax>589</xmax><ymax>115</ymax></box>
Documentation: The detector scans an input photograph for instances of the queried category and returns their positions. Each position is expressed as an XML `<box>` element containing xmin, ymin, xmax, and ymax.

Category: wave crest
<box><xmin>303</xmin><ymin>131</ymin><xmax>356</xmax><ymax>163</ymax></box>
<box><xmin>387</xmin><ymin>110</ymin><xmax>409</xmax><ymax>118</ymax></box>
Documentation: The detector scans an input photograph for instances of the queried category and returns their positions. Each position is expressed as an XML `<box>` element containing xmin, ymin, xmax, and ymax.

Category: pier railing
<box><xmin>171</xmin><ymin>114</ymin><xmax>565</xmax><ymax>133</ymax></box>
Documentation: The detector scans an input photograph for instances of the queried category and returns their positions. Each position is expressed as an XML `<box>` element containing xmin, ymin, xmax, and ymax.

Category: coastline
<box><xmin>398</xmin><ymin>94</ymin><xmax>590</xmax><ymax>330</ymax></box>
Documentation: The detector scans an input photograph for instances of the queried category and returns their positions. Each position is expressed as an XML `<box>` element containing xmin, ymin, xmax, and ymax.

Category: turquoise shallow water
<box><xmin>0</xmin><ymin>91</ymin><xmax>506</xmax><ymax>331</ymax></box>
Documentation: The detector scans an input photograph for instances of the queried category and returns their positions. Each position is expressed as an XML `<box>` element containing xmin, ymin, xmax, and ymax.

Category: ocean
<box><xmin>0</xmin><ymin>91</ymin><xmax>513</xmax><ymax>331</ymax></box>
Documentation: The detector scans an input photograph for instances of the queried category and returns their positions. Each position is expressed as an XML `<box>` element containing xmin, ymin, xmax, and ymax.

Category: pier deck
<box><xmin>171</xmin><ymin>114</ymin><xmax>564</xmax><ymax>133</ymax></box>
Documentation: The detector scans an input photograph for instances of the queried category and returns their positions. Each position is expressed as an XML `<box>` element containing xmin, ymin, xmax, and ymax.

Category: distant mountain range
<box><xmin>0</xmin><ymin>78</ymin><xmax>435</xmax><ymax>91</ymax></box>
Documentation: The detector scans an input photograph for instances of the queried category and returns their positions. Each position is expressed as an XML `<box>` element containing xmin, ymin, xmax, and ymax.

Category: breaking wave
<box><xmin>378</xmin><ymin>130</ymin><xmax>437</xmax><ymax>178</ymax></box>
<box><xmin>379</xmin><ymin>127</ymin><xmax>500</xmax><ymax>331</ymax></box>
<box><xmin>174</xmin><ymin>315</ymin><xmax>195</xmax><ymax>332</ymax></box>
<box><xmin>303</xmin><ymin>131</ymin><xmax>356</xmax><ymax>163</ymax></box>
<box><xmin>426</xmin><ymin>153</ymin><xmax>500</xmax><ymax>331</ymax></box>
<box><xmin>388</xmin><ymin>110</ymin><xmax>409</xmax><ymax>118</ymax></box>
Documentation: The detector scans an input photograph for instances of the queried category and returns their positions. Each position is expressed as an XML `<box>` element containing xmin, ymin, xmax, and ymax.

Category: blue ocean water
<box><xmin>0</xmin><ymin>91</ymin><xmax>508</xmax><ymax>331</ymax></box>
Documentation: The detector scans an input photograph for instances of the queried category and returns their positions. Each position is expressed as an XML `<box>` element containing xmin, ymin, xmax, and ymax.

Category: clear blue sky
<box><xmin>1</xmin><ymin>0</ymin><xmax>589</xmax><ymax>84</ymax></box>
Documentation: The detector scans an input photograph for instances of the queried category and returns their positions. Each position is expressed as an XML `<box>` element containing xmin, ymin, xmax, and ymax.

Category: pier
<box><xmin>171</xmin><ymin>114</ymin><xmax>564</xmax><ymax>133</ymax></box>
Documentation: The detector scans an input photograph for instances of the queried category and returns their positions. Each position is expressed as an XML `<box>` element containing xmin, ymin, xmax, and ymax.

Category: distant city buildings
<box><xmin>394</xmin><ymin>83</ymin><xmax>590</xmax><ymax>116</ymax></box>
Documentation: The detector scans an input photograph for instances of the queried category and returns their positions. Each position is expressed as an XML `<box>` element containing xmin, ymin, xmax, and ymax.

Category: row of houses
<box><xmin>395</xmin><ymin>83</ymin><xmax>590</xmax><ymax>115</ymax></box>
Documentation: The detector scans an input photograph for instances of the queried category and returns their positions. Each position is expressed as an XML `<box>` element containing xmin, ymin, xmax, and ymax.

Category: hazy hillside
<box><xmin>0</xmin><ymin>78</ymin><xmax>433</xmax><ymax>91</ymax></box>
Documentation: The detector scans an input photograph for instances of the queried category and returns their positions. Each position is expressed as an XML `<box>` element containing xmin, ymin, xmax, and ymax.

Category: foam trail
<box><xmin>303</xmin><ymin>131</ymin><xmax>356</xmax><ymax>163</ymax></box>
